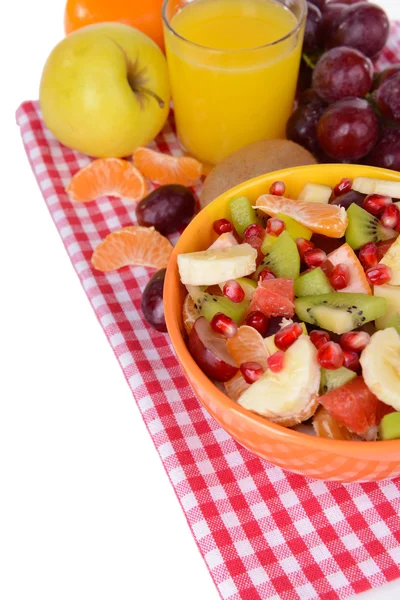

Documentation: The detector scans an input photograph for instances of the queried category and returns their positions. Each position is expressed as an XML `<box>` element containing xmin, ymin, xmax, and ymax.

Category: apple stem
<box><xmin>135</xmin><ymin>87</ymin><xmax>165</xmax><ymax>109</ymax></box>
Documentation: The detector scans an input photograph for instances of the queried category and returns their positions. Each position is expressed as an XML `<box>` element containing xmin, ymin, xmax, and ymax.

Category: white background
<box><xmin>1</xmin><ymin>1</ymin><xmax>399</xmax><ymax>599</ymax></box>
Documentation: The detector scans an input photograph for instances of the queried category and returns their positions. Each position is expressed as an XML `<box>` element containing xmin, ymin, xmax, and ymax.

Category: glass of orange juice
<box><xmin>162</xmin><ymin>0</ymin><xmax>307</xmax><ymax>165</ymax></box>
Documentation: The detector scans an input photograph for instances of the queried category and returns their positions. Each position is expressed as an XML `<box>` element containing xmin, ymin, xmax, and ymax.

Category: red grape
<box><xmin>329</xmin><ymin>190</ymin><xmax>365</xmax><ymax>209</ymax></box>
<box><xmin>137</xmin><ymin>185</ymin><xmax>196</xmax><ymax>235</ymax></box>
<box><xmin>336</xmin><ymin>0</ymin><xmax>367</xmax><ymax>4</ymax></box>
<box><xmin>317</xmin><ymin>98</ymin><xmax>379</xmax><ymax>161</ymax></box>
<box><xmin>312</xmin><ymin>47</ymin><xmax>373</xmax><ymax>104</ymax></box>
<box><xmin>286</xmin><ymin>94</ymin><xmax>325</xmax><ymax>155</ymax></box>
<box><xmin>321</xmin><ymin>3</ymin><xmax>347</xmax><ymax>44</ymax></box>
<box><xmin>308</xmin><ymin>0</ymin><xmax>326</xmax><ymax>11</ymax></box>
<box><xmin>364</xmin><ymin>128</ymin><xmax>400</xmax><ymax>172</ymax></box>
<box><xmin>303</xmin><ymin>2</ymin><xmax>323</xmax><ymax>53</ymax></box>
<box><xmin>374</xmin><ymin>64</ymin><xmax>400</xmax><ymax>90</ymax></box>
<box><xmin>188</xmin><ymin>317</ymin><xmax>238</xmax><ymax>382</ymax></box>
<box><xmin>375</xmin><ymin>72</ymin><xmax>400</xmax><ymax>122</ymax></box>
<box><xmin>328</xmin><ymin>2</ymin><xmax>389</xmax><ymax>58</ymax></box>
<box><xmin>141</xmin><ymin>269</ymin><xmax>167</xmax><ymax>332</ymax></box>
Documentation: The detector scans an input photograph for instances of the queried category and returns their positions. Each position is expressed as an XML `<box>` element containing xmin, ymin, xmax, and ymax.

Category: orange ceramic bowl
<box><xmin>164</xmin><ymin>164</ymin><xmax>400</xmax><ymax>482</ymax></box>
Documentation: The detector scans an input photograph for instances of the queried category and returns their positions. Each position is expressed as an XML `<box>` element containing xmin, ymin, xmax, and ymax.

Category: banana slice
<box><xmin>352</xmin><ymin>177</ymin><xmax>400</xmax><ymax>199</ymax></box>
<box><xmin>238</xmin><ymin>336</ymin><xmax>320</xmax><ymax>427</ymax></box>
<box><xmin>177</xmin><ymin>244</ymin><xmax>257</xmax><ymax>286</ymax></box>
<box><xmin>360</xmin><ymin>328</ymin><xmax>400</xmax><ymax>410</ymax></box>
<box><xmin>380</xmin><ymin>236</ymin><xmax>400</xmax><ymax>285</ymax></box>
<box><xmin>298</xmin><ymin>183</ymin><xmax>332</xmax><ymax>204</ymax></box>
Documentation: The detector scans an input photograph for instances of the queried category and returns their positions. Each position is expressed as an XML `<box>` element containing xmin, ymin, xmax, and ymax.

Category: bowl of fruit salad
<box><xmin>164</xmin><ymin>164</ymin><xmax>400</xmax><ymax>482</ymax></box>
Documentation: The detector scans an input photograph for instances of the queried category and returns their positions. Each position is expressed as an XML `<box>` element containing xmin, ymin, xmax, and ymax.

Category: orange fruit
<box><xmin>92</xmin><ymin>226</ymin><xmax>173</xmax><ymax>272</ymax></box>
<box><xmin>67</xmin><ymin>158</ymin><xmax>148</xmax><ymax>203</ymax></box>
<box><xmin>313</xmin><ymin>407</ymin><xmax>357</xmax><ymax>441</ymax></box>
<box><xmin>256</xmin><ymin>194</ymin><xmax>348</xmax><ymax>238</ymax></box>
<box><xmin>182</xmin><ymin>294</ymin><xmax>199</xmax><ymax>335</ymax></box>
<box><xmin>64</xmin><ymin>0</ymin><xmax>165</xmax><ymax>50</ymax></box>
<box><xmin>227</xmin><ymin>325</ymin><xmax>269</xmax><ymax>370</ymax></box>
<box><xmin>327</xmin><ymin>243</ymin><xmax>371</xmax><ymax>294</ymax></box>
<box><xmin>134</xmin><ymin>147</ymin><xmax>202</xmax><ymax>186</ymax></box>
<box><xmin>248</xmin><ymin>278</ymin><xmax>295</xmax><ymax>318</ymax></box>
<box><xmin>224</xmin><ymin>372</ymin><xmax>250</xmax><ymax>402</ymax></box>
<box><xmin>319</xmin><ymin>376</ymin><xmax>378</xmax><ymax>438</ymax></box>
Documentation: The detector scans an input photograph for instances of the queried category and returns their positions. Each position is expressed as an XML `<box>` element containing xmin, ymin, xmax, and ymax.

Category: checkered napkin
<box><xmin>16</xmin><ymin>23</ymin><xmax>400</xmax><ymax>600</ymax></box>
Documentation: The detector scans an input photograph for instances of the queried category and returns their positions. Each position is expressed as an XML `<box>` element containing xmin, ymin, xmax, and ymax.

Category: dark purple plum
<box><xmin>141</xmin><ymin>269</ymin><xmax>167</xmax><ymax>332</ymax></box>
<box><xmin>364</xmin><ymin>128</ymin><xmax>400</xmax><ymax>171</ymax></box>
<box><xmin>328</xmin><ymin>2</ymin><xmax>389</xmax><ymax>58</ymax></box>
<box><xmin>329</xmin><ymin>190</ymin><xmax>365</xmax><ymax>209</ymax></box>
<box><xmin>136</xmin><ymin>185</ymin><xmax>196</xmax><ymax>235</ymax></box>
<box><xmin>312</xmin><ymin>46</ymin><xmax>373</xmax><ymax>104</ymax></box>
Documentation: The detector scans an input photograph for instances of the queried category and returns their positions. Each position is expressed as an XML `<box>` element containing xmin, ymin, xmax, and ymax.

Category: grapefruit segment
<box><xmin>248</xmin><ymin>278</ymin><xmax>295</xmax><ymax>318</ymax></box>
<box><xmin>327</xmin><ymin>243</ymin><xmax>371</xmax><ymax>294</ymax></box>
<box><xmin>134</xmin><ymin>147</ymin><xmax>202</xmax><ymax>186</ymax></box>
<box><xmin>91</xmin><ymin>225</ymin><xmax>173</xmax><ymax>271</ymax></box>
<box><xmin>67</xmin><ymin>158</ymin><xmax>148</xmax><ymax>203</ymax></box>
<box><xmin>256</xmin><ymin>194</ymin><xmax>347</xmax><ymax>238</ymax></box>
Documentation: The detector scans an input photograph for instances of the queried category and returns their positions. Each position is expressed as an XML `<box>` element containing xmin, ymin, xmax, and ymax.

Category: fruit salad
<box><xmin>177</xmin><ymin>176</ymin><xmax>400</xmax><ymax>442</ymax></box>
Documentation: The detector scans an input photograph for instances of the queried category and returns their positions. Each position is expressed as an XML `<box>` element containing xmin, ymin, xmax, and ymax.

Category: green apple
<box><xmin>39</xmin><ymin>23</ymin><xmax>170</xmax><ymax>157</ymax></box>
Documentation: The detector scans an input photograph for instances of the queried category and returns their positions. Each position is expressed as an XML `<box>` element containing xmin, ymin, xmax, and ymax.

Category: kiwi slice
<box><xmin>294</xmin><ymin>268</ymin><xmax>333</xmax><ymax>297</ymax></box>
<box><xmin>294</xmin><ymin>292</ymin><xmax>387</xmax><ymax>334</ymax></box>
<box><xmin>276</xmin><ymin>212</ymin><xmax>312</xmax><ymax>241</ymax></box>
<box><xmin>260</xmin><ymin>233</ymin><xmax>279</xmax><ymax>254</ymax></box>
<box><xmin>379</xmin><ymin>412</ymin><xmax>400</xmax><ymax>440</ymax></box>
<box><xmin>191</xmin><ymin>290</ymin><xmax>249</xmax><ymax>323</ymax></box>
<box><xmin>257</xmin><ymin>231</ymin><xmax>300</xmax><ymax>279</ymax></box>
<box><xmin>320</xmin><ymin>367</ymin><xmax>357</xmax><ymax>395</ymax></box>
<box><xmin>229</xmin><ymin>196</ymin><xmax>258</xmax><ymax>238</ymax></box>
<box><xmin>345</xmin><ymin>203</ymin><xmax>397</xmax><ymax>250</ymax></box>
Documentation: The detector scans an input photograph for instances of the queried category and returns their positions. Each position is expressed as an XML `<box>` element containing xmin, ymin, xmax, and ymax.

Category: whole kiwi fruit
<box><xmin>200</xmin><ymin>139</ymin><xmax>316</xmax><ymax>208</ymax></box>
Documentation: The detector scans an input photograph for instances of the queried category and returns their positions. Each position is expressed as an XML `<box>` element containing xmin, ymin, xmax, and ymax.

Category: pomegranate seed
<box><xmin>259</xmin><ymin>267</ymin><xmax>276</xmax><ymax>282</ymax></box>
<box><xmin>240</xmin><ymin>361</ymin><xmax>264</xmax><ymax>383</ymax></box>
<box><xmin>376</xmin><ymin>240</ymin><xmax>395</xmax><ymax>260</ymax></box>
<box><xmin>317</xmin><ymin>342</ymin><xmax>344</xmax><ymax>370</ymax></box>
<box><xmin>340</xmin><ymin>331</ymin><xmax>370</xmax><ymax>353</ymax></box>
<box><xmin>381</xmin><ymin>204</ymin><xmax>400</xmax><ymax>229</ymax></box>
<box><xmin>213</xmin><ymin>218</ymin><xmax>233</xmax><ymax>235</ymax></box>
<box><xmin>359</xmin><ymin>242</ymin><xmax>378</xmax><ymax>269</ymax></box>
<box><xmin>342</xmin><ymin>349</ymin><xmax>360</xmax><ymax>371</ymax></box>
<box><xmin>296</xmin><ymin>237</ymin><xmax>315</xmax><ymax>261</ymax></box>
<box><xmin>329</xmin><ymin>263</ymin><xmax>350</xmax><ymax>290</ymax></box>
<box><xmin>267</xmin><ymin>218</ymin><xmax>286</xmax><ymax>236</ymax></box>
<box><xmin>243</xmin><ymin>223</ymin><xmax>265</xmax><ymax>239</ymax></box>
<box><xmin>267</xmin><ymin>350</ymin><xmax>285</xmax><ymax>373</ymax></box>
<box><xmin>223</xmin><ymin>279</ymin><xmax>245</xmax><ymax>303</ymax></box>
<box><xmin>321</xmin><ymin>259</ymin><xmax>334</xmax><ymax>278</ymax></box>
<box><xmin>304</xmin><ymin>248</ymin><xmax>327</xmax><ymax>269</ymax></box>
<box><xmin>334</xmin><ymin>177</ymin><xmax>352</xmax><ymax>197</ymax></box>
<box><xmin>245</xmin><ymin>311</ymin><xmax>269</xmax><ymax>336</ymax></box>
<box><xmin>363</xmin><ymin>194</ymin><xmax>392</xmax><ymax>215</ymax></box>
<box><xmin>274</xmin><ymin>322</ymin><xmax>303</xmax><ymax>351</ymax></box>
<box><xmin>310</xmin><ymin>329</ymin><xmax>330</xmax><ymax>349</ymax></box>
<box><xmin>269</xmin><ymin>181</ymin><xmax>286</xmax><ymax>196</ymax></box>
<box><xmin>210</xmin><ymin>313</ymin><xmax>238</xmax><ymax>339</ymax></box>
<box><xmin>245</xmin><ymin>235</ymin><xmax>264</xmax><ymax>266</ymax></box>
<box><xmin>366</xmin><ymin>263</ymin><xmax>392</xmax><ymax>285</ymax></box>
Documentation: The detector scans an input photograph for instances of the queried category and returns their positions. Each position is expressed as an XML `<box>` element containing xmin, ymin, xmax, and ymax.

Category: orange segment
<box><xmin>224</xmin><ymin>372</ymin><xmax>250</xmax><ymax>402</ymax></box>
<box><xmin>92</xmin><ymin>225</ymin><xmax>173</xmax><ymax>272</ymax></box>
<box><xmin>227</xmin><ymin>325</ymin><xmax>269</xmax><ymax>370</ymax></box>
<box><xmin>182</xmin><ymin>293</ymin><xmax>199</xmax><ymax>334</ymax></box>
<box><xmin>256</xmin><ymin>194</ymin><xmax>348</xmax><ymax>238</ymax></box>
<box><xmin>134</xmin><ymin>147</ymin><xmax>202</xmax><ymax>186</ymax></box>
<box><xmin>327</xmin><ymin>243</ymin><xmax>371</xmax><ymax>294</ymax></box>
<box><xmin>67</xmin><ymin>158</ymin><xmax>148</xmax><ymax>203</ymax></box>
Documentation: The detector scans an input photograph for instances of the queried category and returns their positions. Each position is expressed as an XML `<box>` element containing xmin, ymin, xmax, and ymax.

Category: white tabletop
<box><xmin>2</xmin><ymin>1</ymin><xmax>400</xmax><ymax>599</ymax></box>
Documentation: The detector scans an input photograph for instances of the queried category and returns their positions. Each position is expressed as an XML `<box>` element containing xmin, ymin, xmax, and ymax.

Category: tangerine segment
<box><xmin>256</xmin><ymin>194</ymin><xmax>348</xmax><ymax>238</ymax></box>
<box><xmin>92</xmin><ymin>226</ymin><xmax>173</xmax><ymax>272</ymax></box>
<box><xmin>227</xmin><ymin>325</ymin><xmax>269</xmax><ymax>370</ymax></box>
<box><xmin>224</xmin><ymin>372</ymin><xmax>250</xmax><ymax>402</ymax></box>
<box><xmin>134</xmin><ymin>147</ymin><xmax>202</xmax><ymax>186</ymax></box>
<box><xmin>67</xmin><ymin>158</ymin><xmax>148</xmax><ymax>203</ymax></box>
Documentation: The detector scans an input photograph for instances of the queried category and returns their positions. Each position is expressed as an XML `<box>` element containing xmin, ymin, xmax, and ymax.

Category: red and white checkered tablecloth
<box><xmin>16</xmin><ymin>23</ymin><xmax>400</xmax><ymax>600</ymax></box>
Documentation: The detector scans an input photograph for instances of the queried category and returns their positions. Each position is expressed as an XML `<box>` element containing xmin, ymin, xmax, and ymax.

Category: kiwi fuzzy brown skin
<box><xmin>200</xmin><ymin>139</ymin><xmax>317</xmax><ymax>208</ymax></box>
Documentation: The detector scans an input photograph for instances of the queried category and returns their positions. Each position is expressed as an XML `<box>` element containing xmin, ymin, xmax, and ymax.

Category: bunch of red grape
<box><xmin>287</xmin><ymin>0</ymin><xmax>400</xmax><ymax>171</ymax></box>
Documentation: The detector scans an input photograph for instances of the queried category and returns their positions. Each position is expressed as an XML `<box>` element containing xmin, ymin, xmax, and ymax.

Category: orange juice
<box><xmin>163</xmin><ymin>0</ymin><xmax>305</xmax><ymax>165</ymax></box>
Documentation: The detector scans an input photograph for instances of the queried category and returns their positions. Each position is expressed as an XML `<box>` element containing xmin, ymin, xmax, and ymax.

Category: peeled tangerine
<box><xmin>237</xmin><ymin>336</ymin><xmax>320</xmax><ymax>427</ymax></box>
<box><xmin>360</xmin><ymin>328</ymin><xmax>400</xmax><ymax>411</ymax></box>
